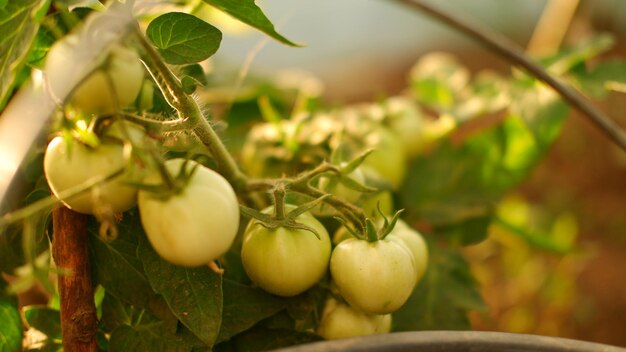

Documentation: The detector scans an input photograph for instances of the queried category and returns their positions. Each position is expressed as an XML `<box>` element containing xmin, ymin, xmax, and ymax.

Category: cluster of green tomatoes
<box><xmin>42</xmin><ymin>36</ymin><xmax>443</xmax><ymax>340</ymax></box>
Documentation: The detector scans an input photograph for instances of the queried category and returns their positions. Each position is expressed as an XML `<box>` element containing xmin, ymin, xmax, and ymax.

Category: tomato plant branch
<box><xmin>52</xmin><ymin>207</ymin><xmax>98</xmax><ymax>352</ymax></box>
<box><xmin>245</xmin><ymin>163</ymin><xmax>368</xmax><ymax>232</ymax></box>
<box><xmin>291</xmin><ymin>183</ymin><xmax>366</xmax><ymax>232</ymax></box>
<box><xmin>393</xmin><ymin>0</ymin><xmax>626</xmax><ymax>152</ymax></box>
<box><xmin>0</xmin><ymin>167</ymin><xmax>125</xmax><ymax>228</ymax></box>
<box><xmin>117</xmin><ymin>113</ymin><xmax>188</xmax><ymax>133</ymax></box>
<box><xmin>134</xmin><ymin>31</ymin><xmax>249</xmax><ymax>191</ymax></box>
<box><xmin>272</xmin><ymin>184</ymin><xmax>287</xmax><ymax>220</ymax></box>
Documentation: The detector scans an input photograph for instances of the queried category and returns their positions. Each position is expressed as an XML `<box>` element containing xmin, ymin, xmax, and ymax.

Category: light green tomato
<box><xmin>384</xmin><ymin>96</ymin><xmax>425</xmax><ymax>157</ymax></box>
<box><xmin>387</xmin><ymin>219</ymin><xmax>429</xmax><ymax>284</ymax></box>
<box><xmin>330</xmin><ymin>237</ymin><xmax>416</xmax><ymax>314</ymax></box>
<box><xmin>242</xmin><ymin>205</ymin><xmax>331</xmax><ymax>297</ymax></box>
<box><xmin>138</xmin><ymin>159</ymin><xmax>240</xmax><ymax>267</ymax></box>
<box><xmin>360</xmin><ymin>126</ymin><xmax>407</xmax><ymax>190</ymax></box>
<box><xmin>317</xmin><ymin>297</ymin><xmax>391</xmax><ymax>340</ymax></box>
<box><xmin>44</xmin><ymin>123</ymin><xmax>143</xmax><ymax>215</ymax></box>
<box><xmin>46</xmin><ymin>35</ymin><xmax>144</xmax><ymax>114</ymax></box>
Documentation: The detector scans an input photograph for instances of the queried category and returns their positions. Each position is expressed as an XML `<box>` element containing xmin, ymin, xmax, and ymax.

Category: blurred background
<box><xmin>208</xmin><ymin>0</ymin><xmax>626</xmax><ymax>346</ymax></box>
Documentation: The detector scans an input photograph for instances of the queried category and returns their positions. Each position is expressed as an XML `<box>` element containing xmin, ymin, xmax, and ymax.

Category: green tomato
<box><xmin>360</xmin><ymin>126</ymin><xmax>406</xmax><ymax>190</ymax></box>
<box><xmin>138</xmin><ymin>159</ymin><xmax>240</xmax><ymax>267</ymax></box>
<box><xmin>44</xmin><ymin>122</ymin><xmax>144</xmax><ymax>215</ymax></box>
<box><xmin>316</xmin><ymin>297</ymin><xmax>391</xmax><ymax>340</ymax></box>
<box><xmin>387</xmin><ymin>219</ymin><xmax>428</xmax><ymax>284</ymax></box>
<box><xmin>383</xmin><ymin>96</ymin><xmax>425</xmax><ymax>157</ymax></box>
<box><xmin>242</xmin><ymin>205</ymin><xmax>331</xmax><ymax>297</ymax></box>
<box><xmin>46</xmin><ymin>35</ymin><xmax>144</xmax><ymax>114</ymax></box>
<box><xmin>330</xmin><ymin>237</ymin><xmax>416</xmax><ymax>314</ymax></box>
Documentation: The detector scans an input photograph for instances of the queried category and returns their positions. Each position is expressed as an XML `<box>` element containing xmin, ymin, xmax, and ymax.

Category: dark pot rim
<box><xmin>272</xmin><ymin>331</ymin><xmax>626</xmax><ymax>352</ymax></box>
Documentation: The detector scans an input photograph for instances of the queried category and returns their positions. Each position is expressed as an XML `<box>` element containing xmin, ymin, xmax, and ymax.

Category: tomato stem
<box><xmin>134</xmin><ymin>31</ymin><xmax>249</xmax><ymax>192</ymax></box>
<box><xmin>272</xmin><ymin>183</ymin><xmax>287</xmax><ymax>221</ymax></box>
<box><xmin>117</xmin><ymin>113</ymin><xmax>188</xmax><ymax>133</ymax></box>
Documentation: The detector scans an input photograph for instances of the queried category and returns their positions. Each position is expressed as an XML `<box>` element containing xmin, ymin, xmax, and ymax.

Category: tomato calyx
<box><xmin>337</xmin><ymin>207</ymin><xmax>404</xmax><ymax>243</ymax></box>
<box><xmin>131</xmin><ymin>157</ymin><xmax>199</xmax><ymax>200</ymax></box>
<box><xmin>240</xmin><ymin>183</ymin><xmax>330</xmax><ymax>239</ymax></box>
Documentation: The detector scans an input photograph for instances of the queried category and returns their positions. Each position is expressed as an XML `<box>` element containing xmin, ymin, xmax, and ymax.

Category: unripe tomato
<box><xmin>44</xmin><ymin>122</ymin><xmax>144</xmax><ymax>215</ymax></box>
<box><xmin>137</xmin><ymin>159</ymin><xmax>240</xmax><ymax>267</ymax></box>
<box><xmin>383</xmin><ymin>96</ymin><xmax>425</xmax><ymax>157</ymax></box>
<box><xmin>338</xmin><ymin>107</ymin><xmax>407</xmax><ymax>189</ymax></box>
<box><xmin>387</xmin><ymin>219</ymin><xmax>428</xmax><ymax>284</ymax></box>
<box><xmin>330</xmin><ymin>237</ymin><xmax>416</xmax><ymax>314</ymax></box>
<box><xmin>46</xmin><ymin>35</ymin><xmax>144</xmax><ymax>114</ymax></box>
<box><xmin>316</xmin><ymin>297</ymin><xmax>391</xmax><ymax>340</ymax></box>
<box><xmin>241</xmin><ymin>205</ymin><xmax>331</xmax><ymax>297</ymax></box>
<box><xmin>360</xmin><ymin>126</ymin><xmax>406</xmax><ymax>190</ymax></box>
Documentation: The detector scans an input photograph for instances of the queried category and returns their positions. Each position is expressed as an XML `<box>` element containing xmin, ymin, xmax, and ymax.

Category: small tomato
<box><xmin>316</xmin><ymin>297</ymin><xmax>391</xmax><ymax>340</ymax></box>
<box><xmin>46</xmin><ymin>35</ymin><xmax>144</xmax><ymax>114</ymax></box>
<box><xmin>137</xmin><ymin>159</ymin><xmax>240</xmax><ymax>267</ymax></box>
<box><xmin>387</xmin><ymin>219</ymin><xmax>428</xmax><ymax>284</ymax></box>
<box><xmin>330</xmin><ymin>237</ymin><xmax>416</xmax><ymax>314</ymax></box>
<box><xmin>44</xmin><ymin>122</ymin><xmax>144</xmax><ymax>214</ymax></box>
<box><xmin>241</xmin><ymin>205</ymin><xmax>331</xmax><ymax>297</ymax></box>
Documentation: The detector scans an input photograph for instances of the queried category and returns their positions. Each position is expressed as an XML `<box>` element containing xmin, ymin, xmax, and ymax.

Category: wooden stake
<box><xmin>52</xmin><ymin>207</ymin><xmax>98</xmax><ymax>352</ymax></box>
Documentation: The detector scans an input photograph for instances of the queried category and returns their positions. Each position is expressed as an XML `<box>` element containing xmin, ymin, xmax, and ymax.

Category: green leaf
<box><xmin>284</xmin><ymin>284</ymin><xmax>326</xmax><ymax>331</ymax></box>
<box><xmin>179</xmin><ymin>64</ymin><xmax>208</xmax><ymax>86</ymax></box>
<box><xmin>88</xmin><ymin>216</ymin><xmax>176</xmax><ymax>326</ymax></box>
<box><xmin>393</xmin><ymin>244</ymin><xmax>485</xmax><ymax>330</ymax></box>
<box><xmin>26</xmin><ymin>21</ymin><xmax>56</xmax><ymax>68</ymax></box>
<box><xmin>216</xmin><ymin>280</ymin><xmax>287</xmax><ymax>343</ymax></box>
<box><xmin>146</xmin><ymin>12</ymin><xmax>222</xmax><ymax>65</ymax></box>
<box><xmin>572</xmin><ymin>59</ymin><xmax>626</xmax><ymax>99</ymax></box>
<box><xmin>203</xmin><ymin>0</ymin><xmax>299</xmax><ymax>47</ymax></box>
<box><xmin>0</xmin><ymin>279</ymin><xmax>21</xmax><ymax>352</ymax></box>
<box><xmin>401</xmin><ymin>83</ymin><xmax>568</xmax><ymax>245</ymax></box>
<box><xmin>0</xmin><ymin>225</ymin><xmax>26</xmax><ymax>274</ymax></box>
<box><xmin>89</xmin><ymin>222</ymin><xmax>154</xmax><ymax>308</ymax></box>
<box><xmin>434</xmin><ymin>215</ymin><xmax>492</xmax><ymax>246</ymax></box>
<box><xmin>540</xmin><ymin>33</ymin><xmax>615</xmax><ymax>75</ymax></box>
<box><xmin>0</xmin><ymin>213</ymin><xmax>49</xmax><ymax>276</ymax></box>
<box><xmin>108</xmin><ymin>323</ymin><xmax>199</xmax><ymax>352</ymax></box>
<box><xmin>179</xmin><ymin>63</ymin><xmax>210</xmax><ymax>93</ymax></box>
<box><xmin>23</xmin><ymin>306</ymin><xmax>61</xmax><ymax>340</ymax></box>
<box><xmin>61</xmin><ymin>0</ymin><xmax>104</xmax><ymax>11</ymax></box>
<box><xmin>101</xmin><ymin>292</ymin><xmax>160</xmax><ymax>332</ymax></box>
<box><xmin>222</xmin><ymin>327</ymin><xmax>321</xmax><ymax>352</ymax></box>
<box><xmin>509</xmin><ymin>81</ymin><xmax>569</xmax><ymax>149</ymax></box>
<box><xmin>102</xmin><ymin>292</ymin><xmax>207</xmax><ymax>351</ymax></box>
<box><xmin>0</xmin><ymin>0</ymin><xmax>49</xmax><ymax>109</ymax></box>
<box><xmin>137</xmin><ymin>235</ymin><xmax>222</xmax><ymax>347</ymax></box>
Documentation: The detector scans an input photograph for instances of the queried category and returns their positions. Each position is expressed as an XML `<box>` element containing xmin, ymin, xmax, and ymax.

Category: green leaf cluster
<box><xmin>0</xmin><ymin>0</ymin><xmax>49</xmax><ymax>110</ymax></box>
<box><xmin>84</xmin><ymin>212</ymin><xmax>323</xmax><ymax>351</ymax></box>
